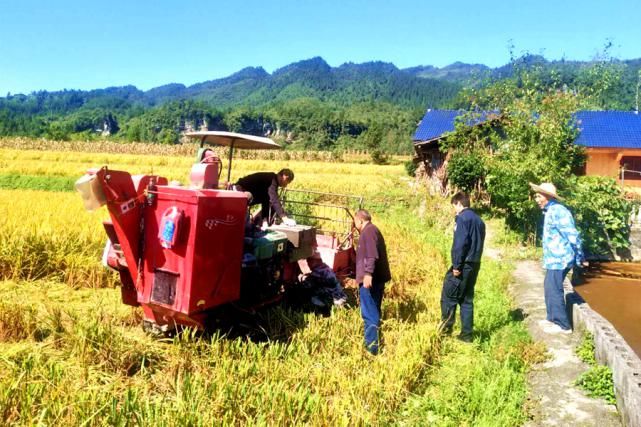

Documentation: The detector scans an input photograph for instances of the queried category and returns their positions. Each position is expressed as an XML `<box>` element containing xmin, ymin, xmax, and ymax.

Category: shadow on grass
<box><xmin>510</xmin><ymin>307</ymin><xmax>527</xmax><ymax>322</ymax></box>
<box><xmin>157</xmin><ymin>290</ymin><xmax>358</xmax><ymax>345</ymax></box>
<box><xmin>472</xmin><ymin>307</ymin><xmax>528</xmax><ymax>343</ymax></box>
<box><xmin>389</xmin><ymin>297</ymin><xmax>428</xmax><ymax>324</ymax></box>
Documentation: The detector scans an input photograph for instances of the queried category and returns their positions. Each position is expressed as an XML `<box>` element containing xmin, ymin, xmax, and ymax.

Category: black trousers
<box><xmin>440</xmin><ymin>262</ymin><xmax>481</xmax><ymax>339</ymax></box>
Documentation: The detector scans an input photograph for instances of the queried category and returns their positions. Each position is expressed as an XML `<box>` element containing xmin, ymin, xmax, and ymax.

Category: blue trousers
<box><xmin>359</xmin><ymin>282</ymin><xmax>384</xmax><ymax>355</ymax></box>
<box><xmin>440</xmin><ymin>263</ymin><xmax>480</xmax><ymax>339</ymax></box>
<box><xmin>544</xmin><ymin>268</ymin><xmax>572</xmax><ymax>330</ymax></box>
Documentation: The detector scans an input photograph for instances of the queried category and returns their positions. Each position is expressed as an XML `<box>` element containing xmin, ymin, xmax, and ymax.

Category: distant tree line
<box><xmin>1</xmin><ymin>54</ymin><xmax>640</xmax><ymax>155</ymax></box>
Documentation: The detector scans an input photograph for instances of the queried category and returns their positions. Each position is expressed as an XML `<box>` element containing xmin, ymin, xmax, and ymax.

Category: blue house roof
<box><xmin>575</xmin><ymin>111</ymin><xmax>641</xmax><ymax>149</ymax></box>
<box><xmin>413</xmin><ymin>110</ymin><xmax>460</xmax><ymax>142</ymax></box>
<box><xmin>413</xmin><ymin>109</ymin><xmax>641</xmax><ymax>149</ymax></box>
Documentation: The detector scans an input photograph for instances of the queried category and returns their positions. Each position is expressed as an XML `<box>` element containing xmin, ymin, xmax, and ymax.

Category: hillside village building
<box><xmin>574</xmin><ymin>111</ymin><xmax>641</xmax><ymax>186</ymax></box>
<box><xmin>413</xmin><ymin>109</ymin><xmax>641</xmax><ymax>189</ymax></box>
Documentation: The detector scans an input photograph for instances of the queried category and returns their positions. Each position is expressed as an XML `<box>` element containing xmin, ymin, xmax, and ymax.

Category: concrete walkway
<box><xmin>509</xmin><ymin>261</ymin><xmax>621</xmax><ymax>426</ymax></box>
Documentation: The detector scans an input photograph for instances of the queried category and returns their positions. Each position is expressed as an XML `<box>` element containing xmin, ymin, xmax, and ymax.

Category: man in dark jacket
<box><xmin>440</xmin><ymin>192</ymin><xmax>485</xmax><ymax>342</ymax></box>
<box><xmin>235</xmin><ymin>169</ymin><xmax>295</xmax><ymax>226</ymax></box>
<box><xmin>354</xmin><ymin>209</ymin><xmax>391</xmax><ymax>355</ymax></box>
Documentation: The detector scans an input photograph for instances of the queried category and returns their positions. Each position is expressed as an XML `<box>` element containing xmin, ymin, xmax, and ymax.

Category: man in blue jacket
<box><xmin>354</xmin><ymin>209</ymin><xmax>391</xmax><ymax>355</ymax></box>
<box><xmin>441</xmin><ymin>192</ymin><xmax>486</xmax><ymax>342</ymax></box>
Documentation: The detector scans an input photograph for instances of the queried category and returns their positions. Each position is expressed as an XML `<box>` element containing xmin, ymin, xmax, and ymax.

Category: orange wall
<box><xmin>585</xmin><ymin>150</ymin><xmax>619</xmax><ymax>177</ymax></box>
<box><xmin>585</xmin><ymin>148</ymin><xmax>641</xmax><ymax>187</ymax></box>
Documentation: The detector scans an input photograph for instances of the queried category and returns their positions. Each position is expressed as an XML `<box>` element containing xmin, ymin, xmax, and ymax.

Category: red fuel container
<box><xmin>141</xmin><ymin>186</ymin><xmax>247</xmax><ymax>327</ymax></box>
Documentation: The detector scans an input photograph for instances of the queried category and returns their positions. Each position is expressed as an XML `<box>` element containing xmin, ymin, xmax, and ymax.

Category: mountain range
<box><xmin>1</xmin><ymin>55</ymin><xmax>639</xmax><ymax>150</ymax></box>
<box><xmin>5</xmin><ymin>55</ymin><xmax>641</xmax><ymax>111</ymax></box>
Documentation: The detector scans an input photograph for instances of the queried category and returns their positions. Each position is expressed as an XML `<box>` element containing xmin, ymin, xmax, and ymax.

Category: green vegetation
<box><xmin>400</xmin><ymin>264</ymin><xmax>531</xmax><ymax>426</ymax></box>
<box><xmin>0</xmin><ymin>58</ymin><xmax>459</xmax><ymax>152</ymax></box>
<box><xmin>576</xmin><ymin>331</ymin><xmax>598</xmax><ymax>364</ymax></box>
<box><xmin>1</xmin><ymin>53</ymin><xmax>640</xmax><ymax>154</ymax></box>
<box><xmin>565</xmin><ymin>176</ymin><xmax>633</xmax><ymax>256</ymax></box>
<box><xmin>441</xmin><ymin>54</ymin><xmax>633</xmax><ymax>255</ymax></box>
<box><xmin>575</xmin><ymin>332</ymin><xmax>616</xmax><ymax>405</ymax></box>
<box><xmin>399</xmin><ymin>223</ymin><xmax>546</xmax><ymax>427</ymax></box>
<box><xmin>446</xmin><ymin>150</ymin><xmax>487</xmax><ymax>193</ymax></box>
<box><xmin>404</xmin><ymin>159</ymin><xmax>418</xmax><ymax>177</ymax></box>
<box><xmin>0</xmin><ymin>174</ymin><xmax>75</xmax><ymax>192</ymax></box>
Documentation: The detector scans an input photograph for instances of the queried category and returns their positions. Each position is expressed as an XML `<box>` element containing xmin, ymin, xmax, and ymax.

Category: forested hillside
<box><xmin>1</xmin><ymin>55</ymin><xmax>639</xmax><ymax>153</ymax></box>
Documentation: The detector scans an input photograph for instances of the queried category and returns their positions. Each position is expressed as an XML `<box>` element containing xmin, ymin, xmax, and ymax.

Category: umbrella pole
<box><xmin>227</xmin><ymin>141</ymin><xmax>235</xmax><ymax>184</ymax></box>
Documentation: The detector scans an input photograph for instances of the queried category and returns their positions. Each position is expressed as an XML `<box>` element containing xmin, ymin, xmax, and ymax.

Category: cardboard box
<box><xmin>268</xmin><ymin>224</ymin><xmax>316</xmax><ymax>248</ymax></box>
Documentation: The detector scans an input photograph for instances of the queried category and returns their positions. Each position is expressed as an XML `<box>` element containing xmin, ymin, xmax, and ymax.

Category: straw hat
<box><xmin>529</xmin><ymin>182</ymin><xmax>563</xmax><ymax>200</ymax></box>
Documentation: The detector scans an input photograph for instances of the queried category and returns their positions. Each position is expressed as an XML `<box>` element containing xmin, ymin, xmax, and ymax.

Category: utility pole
<box><xmin>635</xmin><ymin>69</ymin><xmax>641</xmax><ymax>114</ymax></box>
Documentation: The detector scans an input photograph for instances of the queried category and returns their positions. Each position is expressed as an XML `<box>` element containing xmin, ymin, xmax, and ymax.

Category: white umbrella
<box><xmin>184</xmin><ymin>131</ymin><xmax>282</xmax><ymax>182</ymax></box>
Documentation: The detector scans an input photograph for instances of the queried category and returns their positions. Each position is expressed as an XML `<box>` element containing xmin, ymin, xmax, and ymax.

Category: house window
<box><xmin>621</xmin><ymin>156</ymin><xmax>641</xmax><ymax>180</ymax></box>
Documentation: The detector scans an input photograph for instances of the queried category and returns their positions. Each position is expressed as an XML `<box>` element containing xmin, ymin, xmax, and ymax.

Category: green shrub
<box><xmin>575</xmin><ymin>332</ymin><xmax>596</xmax><ymax>364</ymax></box>
<box><xmin>370</xmin><ymin>149</ymin><xmax>389</xmax><ymax>165</ymax></box>
<box><xmin>564</xmin><ymin>176</ymin><xmax>632</xmax><ymax>256</ymax></box>
<box><xmin>574</xmin><ymin>332</ymin><xmax>616</xmax><ymax>405</ymax></box>
<box><xmin>447</xmin><ymin>151</ymin><xmax>487</xmax><ymax>193</ymax></box>
<box><xmin>576</xmin><ymin>366</ymin><xmax>616</xmax><ymax>405</ymax></box>
<box><xmin>404</xmin><ymin>160</ymin><xmax>418</xmax><ymax>177</ymax></box>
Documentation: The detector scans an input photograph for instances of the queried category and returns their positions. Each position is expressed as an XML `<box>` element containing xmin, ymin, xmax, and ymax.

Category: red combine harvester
<box><xmin>76</xmin><ymin>132</ymin><xmax>362</xmax><ymax>334</ymax></box>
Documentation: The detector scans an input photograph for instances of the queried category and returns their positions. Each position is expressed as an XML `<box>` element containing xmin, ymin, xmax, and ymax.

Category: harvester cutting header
<box><xmin>75</xmin><ymin>132</ymin><xmax>362</xmax><ymax>334</ymax></box>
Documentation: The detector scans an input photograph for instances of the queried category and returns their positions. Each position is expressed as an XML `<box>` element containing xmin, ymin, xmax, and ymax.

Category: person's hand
<box><xmin>363</xmin><ymin>274</ymin><xmax>373</xmax><ymax>289</ymax></box>
<box><xmin>282</xmin><ymin>217</ymin><xmax>296</xmax><ymax>227</ymax></box>
<box><xmin>581</xmin><ymin>261</ymin><xmax>589</xmax><ymax>268</ymax></box>
<box><xmin>452</xmin><ymin>269</ymin><xmax>461</xmax><ymax>277</ymax></box>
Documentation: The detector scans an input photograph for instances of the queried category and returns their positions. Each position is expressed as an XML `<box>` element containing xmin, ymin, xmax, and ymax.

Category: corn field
<box><xmin>0</xmin><ymin>137</ymin><xmax>409</xmax><ymax>164</ymax></box>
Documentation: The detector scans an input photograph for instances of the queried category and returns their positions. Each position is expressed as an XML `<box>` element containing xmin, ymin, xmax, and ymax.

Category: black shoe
<box><xmin>456</xmin><ymin>334</ymin><xmax>473</xmax><ymax>343</ymax></box>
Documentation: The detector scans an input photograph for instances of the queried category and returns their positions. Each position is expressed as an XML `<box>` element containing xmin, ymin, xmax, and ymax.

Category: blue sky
<box><xmin>0</xmin><ymin>0</ymin><xmax>639</xmax><ymax>95</ymax></box>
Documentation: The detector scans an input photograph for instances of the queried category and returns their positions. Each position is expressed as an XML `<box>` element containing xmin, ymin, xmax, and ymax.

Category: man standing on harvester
<box><xmin>235</xmin><ymin>169</ymin><xmax>296</xmax><ymax>226</ymax></box>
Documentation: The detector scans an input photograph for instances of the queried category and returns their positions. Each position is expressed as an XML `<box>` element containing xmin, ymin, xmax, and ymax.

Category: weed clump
<box><xmin>575</xmin><ymin>332</ymin><xmax>616</xmax><ymax>405</ymax></box>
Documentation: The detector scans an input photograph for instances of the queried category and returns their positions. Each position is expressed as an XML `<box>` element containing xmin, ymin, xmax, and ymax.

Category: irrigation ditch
<box><xmin>569</xmin><ymin>263</ymin><xmax>641</xmax><ymax>427</ymax></box>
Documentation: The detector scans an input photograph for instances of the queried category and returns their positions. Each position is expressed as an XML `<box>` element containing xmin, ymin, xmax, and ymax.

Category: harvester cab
<box><xmin>75</xmin><ymin>132</ymin><xmax>362</xmax><ymax>334</ymax></box>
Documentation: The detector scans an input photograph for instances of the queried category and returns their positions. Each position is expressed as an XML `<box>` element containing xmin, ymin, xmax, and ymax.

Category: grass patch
<box><xmin>575</xmin><ymin>332</ymin><xmax>616</xmax><ymax>405</ymax></box>
<box><xmin>576</xmin><ymin>366</ymin><xmax>616</xmax><ymax>405</ymax></box>
<box><xmin>0</xmin><ymin>174</ymin><xmax>76</xmax><ymax>192</ymax></box>
<box><xmin>399</xmin><ymin>258</ymin><xmax>536</xmax><ymax>426</ymax></box>
<box><xmin>485</xmin><ymin>217</ymin><xmax>541</xmax><ymax>261</ymax></box>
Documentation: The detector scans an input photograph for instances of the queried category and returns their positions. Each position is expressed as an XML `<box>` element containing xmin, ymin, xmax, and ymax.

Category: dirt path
<box><xmin>484</xmin><ymin>226</ymin><xmax>621</xmax><ymax>426</ymax></box>
<box><xmin>509</xmin><ymin>261</ymin><xmax>621</xmax><ymax>426</ymax></box>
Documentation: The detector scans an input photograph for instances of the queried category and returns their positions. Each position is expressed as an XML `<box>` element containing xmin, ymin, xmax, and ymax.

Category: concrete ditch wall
<box><xmin>567</xmin><ymin>285</ymin><xmax>641</xmax><ymax>427</ymax></box>
<box><xmin>630</xmin><ymin>225</ymin><xmax>641</xmax><ymax>261</ymax></box>
<box><xmin>629</xmin><ymin>206</ymin><xmax>641</xmax><ymax>261</ymax></box>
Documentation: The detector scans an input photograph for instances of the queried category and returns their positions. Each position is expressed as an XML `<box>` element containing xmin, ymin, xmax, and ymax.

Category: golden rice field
<box><xmin>0</xmin><ymin>139</ymin><xmax>534</xmax><ymax>426</ymax></box>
